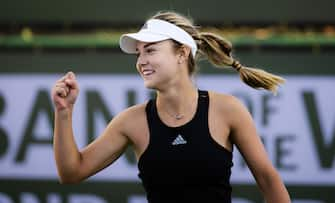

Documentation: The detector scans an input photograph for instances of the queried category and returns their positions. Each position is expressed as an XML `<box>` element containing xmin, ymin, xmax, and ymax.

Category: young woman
<box><xmin>52</xmin><ymin>11</ymin><xmax>290</xmax><ymax>203</ymax></box>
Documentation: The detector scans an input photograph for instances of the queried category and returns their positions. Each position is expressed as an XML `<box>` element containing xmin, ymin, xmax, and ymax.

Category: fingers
<box><xmin>55</xmin><ymin>82</ymin><xmax>70</xmax><ymax>92</ymax></box>
<box><xmin>64</xmin><ymin>79</ymin><xmax>79</xmax><ymax>90</ymax></box>
<box><xmin>58</xmin><ymin>72</ymin><xmax>78</xmax><ymax>89</ymax></box>
<box><xmin>55</xmin><ymin>82</ymin><xmax>70</xmax><ymax>97</ymax></box>
<box><xmin>54</xmin><ymin>71</ymin><xmax>78</xmax><ymax>98</ymax></box>
<box><xmin>55</xmin><ymin>87</ymin><xmax>68</xmax><ymax>98</ymax></box>
<box><xmin>64</xmin><ymin>71</ymin><xmax>78</xmax><ymax>89</ymax></box>
<box><xmin>66</xmin><ymin>71</ymin><xmax>76</xmax><ymax>80</ymax></box>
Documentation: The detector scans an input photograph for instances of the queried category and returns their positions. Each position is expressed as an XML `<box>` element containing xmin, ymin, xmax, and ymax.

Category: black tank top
<box><xmin>138</xmin><ymin>90</ymin><xmax>233</xmax><ymax>203</ymax></box>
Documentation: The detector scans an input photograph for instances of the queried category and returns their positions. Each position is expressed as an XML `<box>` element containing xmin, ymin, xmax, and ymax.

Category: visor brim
<box><xmin>120</xmin><ymin>32</ymin><xmax>170</xmax><ymax>54</ymax></box>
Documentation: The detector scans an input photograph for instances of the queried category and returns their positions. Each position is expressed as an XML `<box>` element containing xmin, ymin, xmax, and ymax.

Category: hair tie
<box><xmin>232</xmin><ymin>60</ymin><xmax>242</xmax><ymax>72</ymax></box>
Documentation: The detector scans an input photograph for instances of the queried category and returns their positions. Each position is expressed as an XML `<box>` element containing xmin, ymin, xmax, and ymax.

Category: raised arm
<box><xmin>226</xmin><ymin>95</ymin><xmax>290</xmax><ymax>202</ymax></box>
<box><xmin>51</xmin><ymin>72</ymin><xmax>129</xmax><ymax>183</ymax></box>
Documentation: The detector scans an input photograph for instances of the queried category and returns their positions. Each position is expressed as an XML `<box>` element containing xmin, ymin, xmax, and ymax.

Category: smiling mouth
<box><xmin>142</xmin><ymin>69</ymin><xmax>155</xmax><ymax>77</ymax></box>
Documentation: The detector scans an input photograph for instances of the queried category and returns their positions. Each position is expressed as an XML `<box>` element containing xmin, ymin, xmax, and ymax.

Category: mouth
<box><xmin>142</xmin><ymin>69</ymin><xmax>155</xmax><ymax>77</ymax></box>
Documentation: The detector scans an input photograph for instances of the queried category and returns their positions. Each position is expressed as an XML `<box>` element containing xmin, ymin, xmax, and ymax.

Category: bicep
<box><xmin>77</xmin><ymin>114</ymin><xmax>130</xmax><ymax>180</ymax></box>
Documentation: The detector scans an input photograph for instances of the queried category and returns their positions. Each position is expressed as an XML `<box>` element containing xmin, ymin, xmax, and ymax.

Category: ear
<box><xmin>177</xmin><ymin>45</ymin><xmax>191</xmax><ymax>64</ymax></box>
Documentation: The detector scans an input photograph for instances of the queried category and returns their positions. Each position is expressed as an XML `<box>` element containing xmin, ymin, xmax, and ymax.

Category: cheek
<box><xmin>135</xmin><ymin>63</ymin><xmax>141</xmax><ymax>73</ymax></box>
<box><xmin>157</xmin><ymin>54</ymin><xmax>178</xmax><ymax>67</ymax></box>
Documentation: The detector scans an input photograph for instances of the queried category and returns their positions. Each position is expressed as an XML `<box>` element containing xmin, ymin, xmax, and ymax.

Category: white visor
<box><xmin>119</xmin><ymin>19</ymin><xmax>197</xmax><ymax>57</ymax></box>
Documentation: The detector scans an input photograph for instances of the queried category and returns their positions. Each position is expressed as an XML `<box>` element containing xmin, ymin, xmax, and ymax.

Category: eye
<box><xmin>146</xmin><ymin>48</ymin><xmax>155</xmax><ymax>54</ymax></box>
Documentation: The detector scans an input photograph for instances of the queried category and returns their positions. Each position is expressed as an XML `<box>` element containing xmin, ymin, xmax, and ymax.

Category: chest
<box><xmin>137</xmin><ymin>125</ymin><xmax>233</xmax><ymax>184</ymax></box>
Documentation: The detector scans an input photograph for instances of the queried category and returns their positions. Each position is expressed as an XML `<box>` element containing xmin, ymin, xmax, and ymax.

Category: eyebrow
<box><xmin>136</xmin><ymin>42</ymin><xmax>158</xmax><ymax>52</ymax></box>
<box><xmin>144</xmin><ymin>42</ymin><xmax>158</xmax><ymax>48</ymax></box>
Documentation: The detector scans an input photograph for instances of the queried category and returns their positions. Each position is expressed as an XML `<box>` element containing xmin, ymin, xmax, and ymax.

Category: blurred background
<box><xmin>0</xmin><ymin>0</ymin><xmax>335</xmax><ymax>202</ymax></box>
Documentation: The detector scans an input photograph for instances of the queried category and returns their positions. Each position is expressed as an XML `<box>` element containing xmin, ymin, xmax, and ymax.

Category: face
<box><xmin>135</xmin><ymin>40</ymin><xmax>182</xmax><ymax>90</ymax></box>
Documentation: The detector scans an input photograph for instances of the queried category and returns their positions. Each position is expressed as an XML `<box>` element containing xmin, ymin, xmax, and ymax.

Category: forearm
<box><xmin>53</xmin><ymin>108</ymin><xmax>82</xmax><ymax>183</ymax></box>
<box><xmin>258</xmin><ymin>170</ymin><xmax>291</xmax><ymax>203</ymax></box>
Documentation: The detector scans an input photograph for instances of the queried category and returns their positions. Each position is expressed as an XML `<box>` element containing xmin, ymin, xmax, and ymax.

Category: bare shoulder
<box><xmin>119</xmin><ymin>102</ymin><xmax>147</xmax><ymax>119</ymax></box>
<box><xmin>113</xmin><ymin>102</ymin><xmax>147</xmax><ymax>126</ymax></box>
<box><xmin>208</xmin><ymin>90</ymin><xmax>252</xmax><ymax>128</ymax></box>
<box><xmin>110</xmin><ymin>102</ymin><xmax>148</xmax><ymax>139</ymax></box>
<box><xmin>208</xmin><ymin>91</ymin><xmax>248</xmax><ymax>114</ymax></box>
<box><xmin>114</xmin><ymin>102</ymin><xmax>150</xmax><ymax>155</ymax></box>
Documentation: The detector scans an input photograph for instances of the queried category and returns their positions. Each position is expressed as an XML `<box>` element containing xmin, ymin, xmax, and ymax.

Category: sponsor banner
<box><xmin>0</xmin><ymin>180</ymin><xmax>334</xmax><ymax>203</ymax></box>
<box><xmin>0</xmin><ymin>74</ymin><xmax>334</xmax><ymax>186</ymax></box>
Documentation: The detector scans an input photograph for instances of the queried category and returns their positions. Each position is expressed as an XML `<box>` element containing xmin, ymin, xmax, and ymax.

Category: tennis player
<box><xmin>52</xmin><ymin>11</ymin><xmax>291</xmax><ymax>203</ymax></box>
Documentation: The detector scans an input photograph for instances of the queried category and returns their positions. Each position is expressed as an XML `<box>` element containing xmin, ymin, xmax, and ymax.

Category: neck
<box><xmin>156</xmin><ymin>81</ymin><xmax>198</xmax><ymax>119</ymax></box>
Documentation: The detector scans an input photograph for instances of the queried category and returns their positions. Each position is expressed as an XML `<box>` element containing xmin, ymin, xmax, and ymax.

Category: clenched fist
<box><xmin>51</xmin><ymin>71</ymin><xmax>79</xmax><ymax>111</ymax></box>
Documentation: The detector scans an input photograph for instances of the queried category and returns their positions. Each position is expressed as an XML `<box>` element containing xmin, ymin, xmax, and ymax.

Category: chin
<box><xmin>143</xmin><ymin>81</ymin><xmax>157</xmax><ymax>89</ymax></box>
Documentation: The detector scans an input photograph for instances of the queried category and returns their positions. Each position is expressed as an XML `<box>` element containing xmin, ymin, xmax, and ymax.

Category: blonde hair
<box><xmin>150</xmin><ymin>11</ymin><xmax>285</xmax><ymax>94</ymax></box>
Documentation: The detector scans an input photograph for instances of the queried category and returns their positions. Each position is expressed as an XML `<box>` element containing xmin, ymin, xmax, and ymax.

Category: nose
<box><xmin>136</xmin><ymin>53</ymin><xmax>148</xmax><ymax>68</ymax></box>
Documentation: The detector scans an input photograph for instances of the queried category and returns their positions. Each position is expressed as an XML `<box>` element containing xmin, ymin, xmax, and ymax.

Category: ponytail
<box><xmin>231</xmin><ymin>60</ymin><xmax>285</xmax><ymax>94</ymax></box>
<box><xmin>198</xmin><ymin>32</ymin><xmax>285</xmax><ymax>94</ymax></box>
<box><xmin>151</xmin><ymin>11</ymin><xmax>285</xmax><ymax>94</ymax></box>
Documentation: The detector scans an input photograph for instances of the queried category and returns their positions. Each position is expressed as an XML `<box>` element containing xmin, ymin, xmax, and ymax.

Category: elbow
<box><xmin>58</xmin><ymin>177</ymin><xmax>80</xmax><ymax>184</ymax></box>
<box><xmin>57</xmin><ymin>171</ymin><xmax>84</xmax><ymax>184</ymax></box>
<box><xmin>58</xmin><ymin>176</ymin><xmax>82</xmax><ymax>184</ymax></box>
<box><xmin>56</xmin><ymin>160</ymin><xmax>85</xmax><ymax>184</ymax></box>
<box><xmin>55</xmin><ymin>154</ymin><xmax>88</xmax><ymax>184</ymax></box>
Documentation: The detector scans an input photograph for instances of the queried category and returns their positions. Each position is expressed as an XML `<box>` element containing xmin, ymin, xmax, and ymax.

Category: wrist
<box><xmin>55</xmin><ymin>106</ymin><xmax>73</xmax><ymax>120</ymax></box>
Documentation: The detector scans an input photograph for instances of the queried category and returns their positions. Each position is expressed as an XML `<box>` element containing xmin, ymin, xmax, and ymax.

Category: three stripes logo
<box><xmin>172</xmin><ymin>134</ymin><xmax>187</xmax><ymax>145</ymax></box>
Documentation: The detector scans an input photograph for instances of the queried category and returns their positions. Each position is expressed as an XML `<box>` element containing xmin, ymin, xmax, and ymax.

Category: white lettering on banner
<box><xmin>21</xmin><ymin>193</ymin><xmax>39</xmax><ymax>203</ymax></box>
<box><xmin>0</xmin><ymin>193</ymin><xmax>278</xmax><ymax>203</ymax></box>
<box><xmin>0</xmin><ymin>75</ymin><xmax>334</xmax><ymax>185</ymax></box>
<box><xmin>128</xmin><ymin>197</ymin><xmax>262</xmax><ymax>203</ymax></box>
<box><xmin>0</xmin><ymin>193</ymin><xmax>109</xmax><ymax>203</ymax></box>
<box><xmin>292</xmin><ymin>201</ymin><xmax>324</xmax><ymax>203</ymax></box>
<box><xmin>0</xmin><ymin>192</ymin><xmax>328</xmax><ymax>203</ymax></box>
<box><xmin>0</xmin><ymin>193</ymin><xmax>12</xmax><ymax>203</ymax></box>
<box><xmin>69</xmin><ymin>194</ymin><xmax>108</xmax><ymax>203</ymax></box>
<box><xmin>232</xmin><ymin>199</ymin><xmax>254</xmax><ymax>203</ymax></box>
<box><xmin>47</xmin><ymin>194</ymin><xmax>62</xmax><ymax>203</ymax></box>
<box><xmin>128</xmin><ymin>195</ymin><xmax>147</xmax><ymax>203</ymax></box>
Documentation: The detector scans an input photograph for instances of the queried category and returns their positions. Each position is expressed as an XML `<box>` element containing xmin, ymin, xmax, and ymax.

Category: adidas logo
<box><xmin>172</xmin><ymin>134</ymin><xmax>187</xmax><ymax>145</ymax></box>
